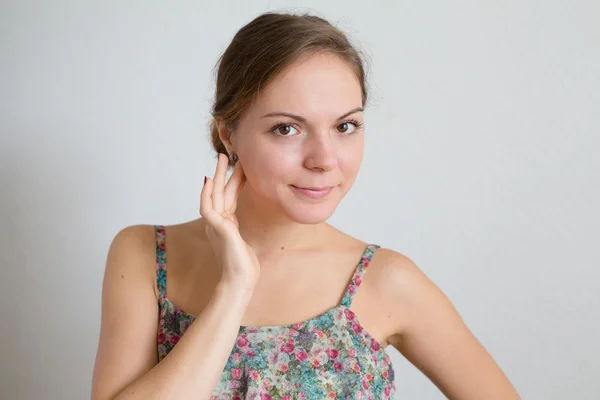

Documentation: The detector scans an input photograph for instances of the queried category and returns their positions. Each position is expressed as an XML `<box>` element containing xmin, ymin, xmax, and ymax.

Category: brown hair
<box><xmin>209</xmin><ymin>11</ymin><xmax>370</xmax><ymax>166</ymax></box>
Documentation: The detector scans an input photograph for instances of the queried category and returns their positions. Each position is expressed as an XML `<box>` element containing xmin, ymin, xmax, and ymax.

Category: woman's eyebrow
<box><xmin>260</xmin><ymin>107</ymin><xmax>364</xmax><ymax>122</ymax></box>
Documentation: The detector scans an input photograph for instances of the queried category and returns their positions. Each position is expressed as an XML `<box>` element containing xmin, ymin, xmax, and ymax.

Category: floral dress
<box><xmin>154</xmin><ymin>225</ymin><xmax>396</xmax><ymax>399</ymax></box>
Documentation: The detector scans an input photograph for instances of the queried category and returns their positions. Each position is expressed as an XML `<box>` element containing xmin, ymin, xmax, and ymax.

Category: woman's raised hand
<box><xmin>200</xmin><ymin>153</ymin><xmax>260</xmax><ymax>289</ymax></box>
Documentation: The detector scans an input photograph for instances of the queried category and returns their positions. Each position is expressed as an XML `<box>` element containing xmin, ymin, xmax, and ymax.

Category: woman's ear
<box><xmin>216</xmin><ymin>120</ymin><xmax>234</xmax><ymax>154</ymax></box>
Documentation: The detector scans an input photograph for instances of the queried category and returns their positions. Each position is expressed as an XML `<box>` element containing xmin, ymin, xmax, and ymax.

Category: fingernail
<box><xmin>204</xmin><ymin>176</ymin><xmax>207</xmax><ymax>185</ymax></box>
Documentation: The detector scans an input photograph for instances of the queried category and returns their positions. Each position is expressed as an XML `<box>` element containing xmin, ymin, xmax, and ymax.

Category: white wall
<box><xmin>1</xmin><ymin>1</ymin><xmax>598</xmax><ymax>399</ymax></box>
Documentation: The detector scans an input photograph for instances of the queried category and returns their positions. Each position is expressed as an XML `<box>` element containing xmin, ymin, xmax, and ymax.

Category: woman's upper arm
<box><xmin>380</xmin><ymin>252</ymin><xmax>521</xmax><ymax>400</ymax></box>
<box><xmin>91</xmin><ymin>225</ymin><xmax>160</xmax><ymax>400</ymax></box>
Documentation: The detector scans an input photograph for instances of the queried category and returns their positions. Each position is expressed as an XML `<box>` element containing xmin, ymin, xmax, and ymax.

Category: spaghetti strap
<box><xmin>340</xmin><ymin>244</ymin><xmax>380</xmax><ymax>308</ymax></box>
<box><xmin>154</xmin><ymin>224</ymin><xmax>167</xmax><ymax>298</ymax></box>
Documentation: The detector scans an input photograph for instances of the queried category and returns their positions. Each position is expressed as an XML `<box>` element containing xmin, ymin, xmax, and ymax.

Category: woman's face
<box><xmin>232</xmin><ymin>52</ymin><xmax>365</xmax><ymax>224</ymax></box>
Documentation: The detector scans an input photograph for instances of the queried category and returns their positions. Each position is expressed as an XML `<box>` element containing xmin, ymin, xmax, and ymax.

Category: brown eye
<box><xmin>272</xmin><ymin>124</ymin><xmax>299</xmax><ymax>137</ymax></box>
<box><xmin>337</xmin><ymin>122</ymin><xmax>349</xmax><ymax>132</ymax></box>
<box><xmin>277</xmin><ymin>126</ymin><xmax>292</xmax><ymax>135</ymax></box>
<box><xmin>336</xmin><ymin>122</ymin><xmax>359</xmax><ymax>134</ymax></box>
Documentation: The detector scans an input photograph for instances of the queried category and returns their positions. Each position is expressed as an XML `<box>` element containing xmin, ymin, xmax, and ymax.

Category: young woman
<box><xmin>92</xmin><ymin>11</ymin><xmax>521</xmax><ymax>400</ymax></box>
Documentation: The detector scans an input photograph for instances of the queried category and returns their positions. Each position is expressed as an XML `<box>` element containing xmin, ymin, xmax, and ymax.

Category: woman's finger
<box><xmin>223</xmin><ymin>161</ymin><xmax>246</xmax><ymax>211</ymax></box>
<box><xmin>211</xmin><ymin>153</ymin><xmax>228</xmax><ymax>214</ymax></box>
<box><xmin>199</xmin><ymin>176</ymin><xmax>217</xmax><ymax>225</ymax></box>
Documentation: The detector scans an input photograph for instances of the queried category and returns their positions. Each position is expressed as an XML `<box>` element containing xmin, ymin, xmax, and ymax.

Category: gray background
<box><xmin>1</xmin><ymin>1</ymin><xmax>599</xmax><ymax>399</ymax></box>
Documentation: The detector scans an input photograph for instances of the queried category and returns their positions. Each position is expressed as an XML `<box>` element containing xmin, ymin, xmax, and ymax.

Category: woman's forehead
<box><xmin>248</xmin><ymin>54</ymin><xmax>363</xmax><ymax>121</ymax></box>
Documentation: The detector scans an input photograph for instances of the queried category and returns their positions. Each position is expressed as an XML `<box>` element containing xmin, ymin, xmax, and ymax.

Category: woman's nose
<box><xmin>303</xmin><ymin>133</ymin><xmax>339</xmax><ymax>171</ymax></box>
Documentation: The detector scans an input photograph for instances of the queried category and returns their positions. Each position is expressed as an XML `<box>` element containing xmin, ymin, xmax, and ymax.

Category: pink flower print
<box><xmin>268</xmin><ymin>350</ymin><xmax>280</xmax><ymax>364</ymax></box>
<box><xmin>232</xmin><ymin>352</ymin><xmax>242</xmax><ymax>362</ymax></box>
<box><xmin>316</xmin><ymin>330</ymin><xmax>325</xmax><ymax>339</ymax></box>
<box><xmin>299</xmin><ymin>393</ymin><xmax>307</xmax><ymax>400</ymax></box>
<box><xmin>280</xmin><ymin>363</ymin><xmax>288</xmax><ymax>372</ymax></box>
<box><xmin>365</xmin><ymin>373</ymin><xmax>373</xmax><ymax>380</ymax></box>
<box><xmin>169</xmin><ymin>334</ymin><xmax>180</xmax><ymax>345</ymax></box>
<box><xmin>384</xmin><ymin>385</ymin><xmax>391</xmax><ymax>396</ymax></box>
<box><xmin>327</xmin><ymin>392</ymin><xmax>336</xmax><ymax>398</ymax></box>
<box><xmin>383</xmin><ymin>369</ymin><xmax>389</xmax><ymax>379</ymax></box>
<box><xmin>371</xmin><ymin>338</ymin><xmax>380</xmax><ymax>352</ymax></box>
<box><xmin>362</xmin><ymin>378</ymin><xmax>369</xmax><ymax>390</ymax></box>
<box><xmin>157</xmin><ymin>332</ymin><xmax>166</xmax><ymax>344</ymax></box>
<box><xmin>312</xmin><ymin>359</ymin><xmax>321</xmax><ymax>367</ymax></box>
<box><xmin>248</xmin><ymin>370</ymin><xmax>259</xmax><ymax>381</ymax></box>
<box><xmin>326</xmin><ymin>348</ymin><xmax>339</xmax><ymax>359</ymax></box>
<box><xmin>261</xmin><ymin>394</ymin><xmax>272</xmax><ymax>400</ymax></box>
<box><xmin>352</xmin><ymin>322</ymin><xmax>363</xmax><ymax>334</ymax></box>
<box><xmin>310</xmin><ymin>344</ymin><xmax>323</xmax><ymax>357</ymax></box>
<box><xmin>333</xmin><ymin>361</ymin><xmax>344</xmax><ymax>372</ymax></box>
<box><xmin>231</xmin><ymin>367</ymin><xmax>242</xmax><ymax>379</ymax></box>
<box><xmin>344</xmin><ymin>309</ymin><xmax>356</xmax><ymax>321</ymax></box>
<box><xmin>281</xmin><ymin>341</ymin><xmax>295</xmax><ymax>354</ymax></box>
<box><xmin>282</xmin><ymin>396</ymin><xmax>291</xmax><ymax>400</ymax></box>
<box><xmin>237</xmin><ymin>335</ymin><xmax>249</xmax><ymax>347</ymax></box>
<box><xmin>296</xmin><ymin>349</ymin><xmax>309</xmax><ymax>362</ymax></box>
<box><xmin>313</xmin><ymin>348</ymin><xmax>329</xmax><ymax>366</ymax></box>
<box><xmin>353</xmin><ymin>275</ymin><xmax>362</xmax><ymax>286</ymax></box>
<box><xmin>348</xmin><ymin>285</ymin><xmax>356</xmax><ymax>296</ymax></box>
<box><xmin>229</xmin><ymin>380</ymin><xmax>241</xmax><ymax>388</ymax></box>
<box><xmin>348</xmin><ymin>348</ymin><xmax>357</xmax><ymax>357</ymax></box>
<box><xmin>246</xmin><ymin>326</ymin><xmax>260</xmax><ymax>334</ymax></box>
<box><xmin>353</xmin><ymin>363</ymin><xmax>361</xmax><ymax>373</ymax></box>
<box><xmin>292</xmin><ymin>322</ymin><xmax>304</xmax><ymax>330</ymax></box>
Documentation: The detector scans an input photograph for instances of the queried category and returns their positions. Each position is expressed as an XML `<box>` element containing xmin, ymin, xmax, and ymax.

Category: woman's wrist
<box><xmin>215</xmin><ymin>278</ymin><xmax>256</xmax><ymax>304</ymax></box>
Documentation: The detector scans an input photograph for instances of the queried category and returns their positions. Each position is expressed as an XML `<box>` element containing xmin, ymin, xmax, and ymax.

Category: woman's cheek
<box><xmin>262</xmin><ymin>148</ymin><xmax>298</xmax><ymax>175</ymax></box>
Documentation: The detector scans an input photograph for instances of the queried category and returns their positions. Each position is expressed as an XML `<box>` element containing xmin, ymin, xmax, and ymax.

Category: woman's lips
<box><xmin>291</xmin><ymin>185</ymin><xmax>334</xmax><ymax>199</ymax></box>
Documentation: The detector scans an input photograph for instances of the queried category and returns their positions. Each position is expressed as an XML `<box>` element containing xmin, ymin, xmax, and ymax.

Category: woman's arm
<box><xmin>379</xmin><ymin>251</ymin><xmax>521</xmax><ymax>400</ymax></box>
<box><xmin>91</xmin><ymin>225</ymin><xmax>255</xmax><ymax>400</ymax></box>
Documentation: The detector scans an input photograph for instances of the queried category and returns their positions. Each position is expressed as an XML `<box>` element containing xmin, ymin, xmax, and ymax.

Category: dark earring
<box><xmin>230</xmin><ymin>152</ymin><xmax>239</xmax><ymax>163</ymax></box>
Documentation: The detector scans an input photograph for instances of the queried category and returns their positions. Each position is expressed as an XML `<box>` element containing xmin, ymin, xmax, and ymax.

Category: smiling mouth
<box><xmin>292</xmin><ymin>186</ymin><xmax>333</xmax><ymax>191</ymax></box>
<box><xmin>290</xmin><ymin>185</ymin><xmax>334</xmax><ymax>199</ymax></box>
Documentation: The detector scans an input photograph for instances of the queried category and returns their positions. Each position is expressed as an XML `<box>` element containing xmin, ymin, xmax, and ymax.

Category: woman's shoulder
<box><xmin>105</xmin><ymin>220</ymin><xmax>205</xmax><ymax>298</ymax></box>
<box><xmin>324</xmin><ymin>221</ymin><xmax>418</xmax><ymax>282</ymax></box>
<box><xmin>324</xmin><ymin>225</ymin><xmax>420</xmax><ymax>290</ymax></box>
<box><xmin>327</xmin><ymin>229</ymin><xmax>420</xmax><ymax>344</ymax></box>
<box><xmin>366</xmin><ymin>245</ymin><xmax>456</xmax><ymax>343</ymax></box>
<box><xmin>368</xmin><ymin>246</ymin><xmax>421</xmax><ymax>290</ymax></box>
<box><xmin>109</xmin><ymin>219</ymin><xmax>205</xmax><ymax>252</ymax></box>
<box><xmin>107</xmin><ymin>224</ymin><xmax>158</xmax><ymax>267</ymax></box>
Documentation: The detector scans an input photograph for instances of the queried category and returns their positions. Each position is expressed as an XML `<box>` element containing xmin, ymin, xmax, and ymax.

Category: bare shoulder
<box><xmin>367</xmin><ymin>247</ymin><xmax>434</xmax><ymax>337</ymax></box>
<box><xmin>105</xmin><ymin>224</ymin><xmax>159</xmax><ymax>296</ymax></box>
<box><xmin>106</xmin><ymin>224</ymin><xmax>157</xmax><ymax>273</ymax></box>
<box><xmin>106</xmin><ymin>219</ymin><xmax>206</xmax><ymax>297</ymax></box>
<box><xmin>368</xmin><ymin>247</ymin><xmax>425</xmax><ymax>290</ymax></box>
<box><xmin>368</xmin><ymin>247</ymin><xmax>460</xmax><ymax>340</ymax></box>
<box><xmin>108</xmin><ymin>224</ymin><xmax>157</xmax><ymax>254</ymax></box>
<box><xmin>368</xmin><ymin>247</ymin><xmax>522</xmax><ymax>399</ymax></box>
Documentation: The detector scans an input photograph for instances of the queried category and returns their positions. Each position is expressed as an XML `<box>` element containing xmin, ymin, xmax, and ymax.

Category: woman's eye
<box><xmin>336</xmin><ymin>122</ymin><xmax>357</xmax><ymax>134</ymax></box>
<box><xmin>273</xmin><ymin>124</ymin><xmax>299</xmax><ymax>136</ymax></box>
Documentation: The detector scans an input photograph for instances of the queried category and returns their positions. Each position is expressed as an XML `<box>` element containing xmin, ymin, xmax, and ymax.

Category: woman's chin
<box><xmin>283</xmin><ymin>201</ymin><xmax>339</xmax><ymax>225</ymax></box>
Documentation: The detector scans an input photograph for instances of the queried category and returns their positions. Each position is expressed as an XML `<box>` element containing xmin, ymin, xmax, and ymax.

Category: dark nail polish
<box><xmin>204</xmin><ymin>176</ymin><xmax>207</xmax><ymax>185</ymax></box>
